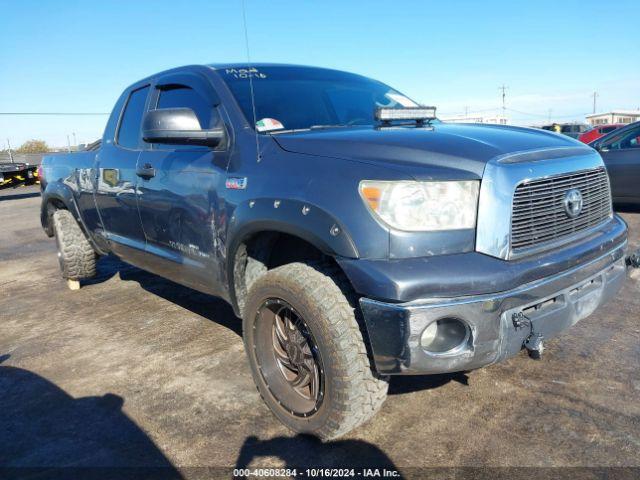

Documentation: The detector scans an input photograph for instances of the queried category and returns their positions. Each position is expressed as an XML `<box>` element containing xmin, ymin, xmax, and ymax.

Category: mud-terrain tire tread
<box><xmin>52</xmin><ymin>209</ymin><xmax>96</xmax><ymax>280</ymax></box>
<box><xmin>243</xmin><ymin>261</ymin><xmax>388</xmax><ymax>440</ymax></box>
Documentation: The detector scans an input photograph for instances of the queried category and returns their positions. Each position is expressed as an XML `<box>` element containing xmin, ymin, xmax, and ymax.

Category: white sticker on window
<box><xmin>225</xmin><ymin>68</ymin><xmax>267</xmax><ymax>79</ymax></box>
<box><xmin>386</xmin><ymin>93</ymin><xmax>418</xmax><ymax>108</ymax></box>
<box><xmin>256</xmin><ymin>118</ymin><xmax>284</xmax><ymax>132</ymax></box>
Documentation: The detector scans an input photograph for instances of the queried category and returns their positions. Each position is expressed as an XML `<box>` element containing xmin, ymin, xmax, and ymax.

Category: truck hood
<box><xmin>272</xmin><ymin>123</ymin><xmax>590</xmax><ymax>179</ymax></box>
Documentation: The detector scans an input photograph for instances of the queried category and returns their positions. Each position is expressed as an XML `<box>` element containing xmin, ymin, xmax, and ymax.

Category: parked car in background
<box><xmin>579</xmin><ymin>124</ymin><xmax>625</xmax><ymax>144</ymax></box>
<box><xmin>591</xmin><ymin>121</ymin><xmax>640</xmax><ymax>205</ymax></box>
<box><xmin>541</xmin><ymin>123</ymin><xmax>590</xmax><ymax>139</ymax></box>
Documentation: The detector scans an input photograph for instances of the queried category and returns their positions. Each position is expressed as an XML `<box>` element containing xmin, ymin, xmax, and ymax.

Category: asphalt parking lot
<box><xmin>1</xmin><ymin>185</ymin><xmax>639</xmax><ymax>477</ymax></box>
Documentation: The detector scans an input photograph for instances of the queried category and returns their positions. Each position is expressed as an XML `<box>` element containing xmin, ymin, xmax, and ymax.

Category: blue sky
<box><xmin>1</xmin><ymin>0</ymin><xmax>639</xmax><ymax>148</ymax></box>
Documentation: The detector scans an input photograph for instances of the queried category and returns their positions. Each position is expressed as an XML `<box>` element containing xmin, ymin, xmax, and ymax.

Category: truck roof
<box><xmin>208</xmin><ymin>62</ymin><xmax>340</xmax><ymax>72</ymax></box>
<box><xmin>127</xmin><ymin>63</ymin><xmax>357</xmax><ymax>92</ymax></box>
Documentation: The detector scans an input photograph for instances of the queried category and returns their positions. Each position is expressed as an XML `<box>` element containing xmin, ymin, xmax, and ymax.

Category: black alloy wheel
<box><xmin>253</xmin><ymin>299</ymin><xmax>324</xmax><ymax>417</ymax></box>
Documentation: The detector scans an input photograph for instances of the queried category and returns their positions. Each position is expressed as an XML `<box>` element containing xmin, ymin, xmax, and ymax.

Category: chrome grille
<box><xmin>511</xmin><ymin>167</ymin><xmax>612</xmax><ymax>253</ymax></box>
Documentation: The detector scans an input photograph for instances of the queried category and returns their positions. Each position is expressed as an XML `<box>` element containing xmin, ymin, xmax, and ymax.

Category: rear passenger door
<box><xmin>135</xmin><ymin>73</ymin><xmax>231</xmax><ymax>295</ymax></box>
<box><xmin>94</xmin><ymin>84</ymin><xmax>150</xmax><ymax>263</ymax></box>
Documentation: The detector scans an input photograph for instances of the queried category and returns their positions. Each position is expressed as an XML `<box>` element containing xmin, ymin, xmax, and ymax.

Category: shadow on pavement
<box><xmin>235</xmin><ymin>434</ymin><xmax>401</xmax><ymax>475</ymax></box>
<box><xmin>0</xmin><ymin>354</ymin><xmax>182</xmax><ymax>479</ymax></box>
<box><xmin>389</xmin><ymin>371</ymin><xmax>469</xmax><ymax>395</ymax></box>
<box><xmin>84</xmin><ymin>255</ymin><xmax>241</xmax><ymax>336</ymax></box>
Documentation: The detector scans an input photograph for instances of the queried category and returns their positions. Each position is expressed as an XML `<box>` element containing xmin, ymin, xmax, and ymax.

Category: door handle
<box><xmin>136</xmin><ymin>163</ymin><xmax>156</xmax><ymax>179</ymax></box>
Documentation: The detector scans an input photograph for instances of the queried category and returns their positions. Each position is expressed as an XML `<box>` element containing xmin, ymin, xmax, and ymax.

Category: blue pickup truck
<box><xmin>41</xmin><ymin>64</ymin><xmax>630</xmax><ymax>439</ymax></box>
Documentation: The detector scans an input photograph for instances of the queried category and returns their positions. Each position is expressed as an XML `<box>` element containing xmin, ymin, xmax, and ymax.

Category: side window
<box><xmin>117</xmin><ymin>86</ymin><xmax>149</xmax><ymax>149</ymax></box>
<box><xmin>157</xmin><ymin>85</ymin><xmax>219</xmax><ymax>129</ymax></box>
<box><xmin>604</xmin><ymin>126</ymin><xmax>640</xmax><ymax>150</ymax></box>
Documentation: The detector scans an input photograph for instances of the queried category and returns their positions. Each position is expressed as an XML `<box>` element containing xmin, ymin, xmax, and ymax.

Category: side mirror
<box><xmin>142</xmin><ymin>108</ymin><xmax>225</xmax><ymax>147</ymax></box>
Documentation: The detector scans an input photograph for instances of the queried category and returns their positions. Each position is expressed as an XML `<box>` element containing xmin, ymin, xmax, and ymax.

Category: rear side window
<box><xmin>157</xmin><ymin>86</ymin><xmax>217</xmax><ymax>128</ymax></box>
<box><xmin>117</xmin><ymin>86</ymin><xmax>149</xmax><ymax>149</ymax></box>
<box><xmin>601</xmin><ymin>126</ymin><xmax>616</xmax><ymax>134</ymax></box>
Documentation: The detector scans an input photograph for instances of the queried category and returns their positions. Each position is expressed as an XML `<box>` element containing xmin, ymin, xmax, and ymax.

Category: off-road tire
<box><xmin>52</xmin><ymin>209</ymin><xmax>96</xmax><ymax>280</ymax></box>
<box><xmin>243</xmin><ymin>261</ymin><xmax>389</xmax><ymax>440</ymax></box>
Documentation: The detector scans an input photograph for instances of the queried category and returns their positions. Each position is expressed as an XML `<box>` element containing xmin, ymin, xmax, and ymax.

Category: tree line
<box><xmin>1</xmin><ymin>139</ymin><xmax>51</xmax><ymax>154</ymax></box>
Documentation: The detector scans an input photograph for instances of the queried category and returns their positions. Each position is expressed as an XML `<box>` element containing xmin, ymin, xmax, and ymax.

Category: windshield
<box><xmin>220</xmin><ymin>66</ymin><xmax>421</xmax><ymax>132</ymax></box>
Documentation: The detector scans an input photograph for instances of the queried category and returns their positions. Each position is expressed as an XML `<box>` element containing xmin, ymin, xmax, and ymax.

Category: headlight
<box><xmin>359</xmin><ymin>180</ymin><xmax>480</xmax><ymax>231</ymax></box>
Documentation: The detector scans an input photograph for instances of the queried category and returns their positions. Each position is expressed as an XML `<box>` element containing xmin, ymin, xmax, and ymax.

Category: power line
<box><xmin>439</xmin><ymin>106</ymin><xmax>502</xmax><ymax>116</ymax></box>
<box><xmin>506</xmin><ymin>107</ymin><xmax>589</xmax><ymax>119</ymax></box>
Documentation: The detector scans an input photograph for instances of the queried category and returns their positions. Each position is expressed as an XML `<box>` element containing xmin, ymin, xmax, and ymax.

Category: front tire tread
<box><xmin>244</xmin><ymin>261</ymin><xmax>388</xmax><ymax>440</ymax></box>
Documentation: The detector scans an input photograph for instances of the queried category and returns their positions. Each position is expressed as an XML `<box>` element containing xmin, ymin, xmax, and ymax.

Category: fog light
<box><xmin>420</xmin><ymin>318</ymin><xmax>469</xmax><ymax>354</ymax></box>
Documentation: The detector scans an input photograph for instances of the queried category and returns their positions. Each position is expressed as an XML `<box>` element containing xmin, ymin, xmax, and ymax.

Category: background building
<box><xmin>586</xmin><ymin>110</ymin><xmax>640</xmax><ymax>126</ymax></box>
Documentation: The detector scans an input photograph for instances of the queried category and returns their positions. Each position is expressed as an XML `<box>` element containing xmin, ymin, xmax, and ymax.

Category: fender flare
<box><xmin>40</xmin><ymin>181</ymin><xmax>79</xmax><ymax>234</ymax></box>
<box><xmin>225</xmin><ymin>198</ymin><xmax>359</xmax><ymax>313</ymax></box>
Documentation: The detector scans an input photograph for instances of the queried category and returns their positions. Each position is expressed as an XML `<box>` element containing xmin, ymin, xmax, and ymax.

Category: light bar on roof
<box><xmin>375</xmin><ymin>106</ymin><xmax>437</xmax><ymax>122</ymax></box>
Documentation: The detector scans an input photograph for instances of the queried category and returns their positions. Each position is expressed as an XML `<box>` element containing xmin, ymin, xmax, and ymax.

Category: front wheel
<box><xmin>243</xmin><ymin>262</ymin><xmax>388</xmax><ymax>440</ymax></box>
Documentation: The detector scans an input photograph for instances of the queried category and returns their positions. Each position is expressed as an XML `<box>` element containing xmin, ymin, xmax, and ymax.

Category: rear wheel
<box><xmin>52</xmin><ymin>209</ymin><xmax>96</xmax><ymax>281</ymax></box>
<box><xmin>243</xmin><ymin>262</ymin><xmax>388</xmax><ymax>440</ymax></box>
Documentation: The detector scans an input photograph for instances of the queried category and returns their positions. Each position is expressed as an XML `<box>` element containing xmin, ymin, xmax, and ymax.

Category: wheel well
<box><xmin>231</xmin><ymin>231</ymin><xmax>381</xmax><ymax>379</ymax></box>
<box><xmin>44</xmin><ymin>198</ymin><xmax>67</xmax><ymax>236</ymax></box>
<box><xmin>233</xmin><ymin>231</ymin><xmax>343</xmax><ymax>316</ymax></box>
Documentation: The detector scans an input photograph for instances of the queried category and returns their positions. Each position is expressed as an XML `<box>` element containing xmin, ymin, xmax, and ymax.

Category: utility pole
<box><xmin>592</xmin><ymin>92</ymin><xmax>599</xmax><ymax>114</ymax></box>
<box><xmin>499</xmin><ymin>84</ymin><xmax>508</xmax><ymax>119</ymax></box>
<box><xmin>72</xmin><ymin>132</ymin><xmax>77</xmax><ymax>148</ymax></box>
<box><xmin>6</xmin><ymin>139</ymin><xmax>14</xmax><ymax>163</ymax></box>
<box><xmin>66</xmin><ymin>135</ymin><xmax>71</xmax><ymax>153</ymax></box>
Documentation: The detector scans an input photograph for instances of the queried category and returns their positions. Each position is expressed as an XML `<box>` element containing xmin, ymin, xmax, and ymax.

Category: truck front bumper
<box><xmin>359</xmin><ymin>241</ymin><xmax>627</xmax><ymax>375</ymax></box>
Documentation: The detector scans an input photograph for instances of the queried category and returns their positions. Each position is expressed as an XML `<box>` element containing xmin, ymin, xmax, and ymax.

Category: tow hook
<box><xmin>626</xmin><ymin>248</ymin><xmax>640</xmax><ymax>269</ymax></box>
<box><xmin>524</xmin><ymin>333</ymin><xmax>544</xmax><ymax>360</ymax></box>
<box><xmin>512</xmin><ymin>312</ymin><xmax>544</xmax><ymax>360</ymax></box>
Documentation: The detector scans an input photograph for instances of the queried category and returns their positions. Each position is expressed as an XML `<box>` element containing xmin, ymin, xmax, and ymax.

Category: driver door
<box><xmin>134</xmin><ymin>72</ymin><xmax>231</xmax><ymax>296</ymax></box>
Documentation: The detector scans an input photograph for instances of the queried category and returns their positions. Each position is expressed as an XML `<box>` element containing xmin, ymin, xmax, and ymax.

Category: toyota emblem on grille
<box><xmin>563</xmin><ymin>189</ymin><xmax>583</xmax><ymax>218</ymax></box>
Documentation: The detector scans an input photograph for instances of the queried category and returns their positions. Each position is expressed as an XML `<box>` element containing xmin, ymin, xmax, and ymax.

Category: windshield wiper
<box><xmin>269</xmin><ymin>124</ymin><xmax>363</xmax><ymax>135</ymax></box>
<box><xmin>269</xmin><ymin>128</ymin><xmax>311</xmax><ymax>135</ymax></box>
<box><xmin>310</xmin><ymin>124</ymin><xmax>347</xmax><ymax>130</ymax></box>
<box><xmin>309</xmin><ymin>124</ymin><xmax>367</xmax><ymax>130</ymax></box>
